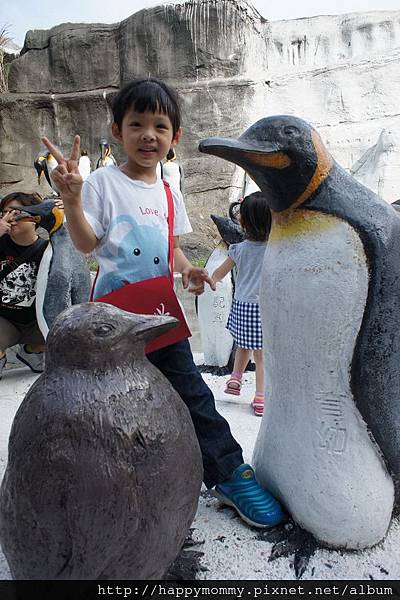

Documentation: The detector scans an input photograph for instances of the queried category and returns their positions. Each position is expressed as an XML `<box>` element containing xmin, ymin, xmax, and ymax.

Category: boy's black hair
<box><xmin>112</xmin><ymin>78</ymin><xmax>182</xmax><ymax>136</ymax></box>
<box><xmin>0</xmin><ymin>192</ymin><xmax>43</xmax><ymax>228</ymax></box>
<box><xmin>231</xmin><ymin>192</ymin><xmax>271</xmax><ymax>242</ymax></box>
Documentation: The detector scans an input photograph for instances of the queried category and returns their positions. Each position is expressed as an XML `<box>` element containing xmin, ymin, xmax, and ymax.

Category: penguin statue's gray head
<box><xmin>210</xmin><ymin>214</ymin><xmax>244</xmax><ymax>245</ymax></box>
<box><xmin>199</xmin><ymin>115</ymin><xmax>333</xmax><ymax>213</ymax></box>
<box><xmin>45</xmin><ymin>302</ymin><xmax>178</xmax><ymax>369</ymax></box>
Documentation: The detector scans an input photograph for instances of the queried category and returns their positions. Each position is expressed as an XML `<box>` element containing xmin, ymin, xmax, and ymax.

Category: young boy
<box><xmin>0</xmin><ymin>192</ymin><xmax>47</xmax><ymax>378</ymax></box>
<box><xmin>42</xmin><ymin>78</ymin><xmax>283</xmax><ymax>528</ymax></box>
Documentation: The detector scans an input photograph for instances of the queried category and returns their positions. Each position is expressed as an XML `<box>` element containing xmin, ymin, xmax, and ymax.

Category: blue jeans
<box><xmin>147</xmin><ymin>339</ymin><xmax>244</xmax><ymax>488</ymax></box>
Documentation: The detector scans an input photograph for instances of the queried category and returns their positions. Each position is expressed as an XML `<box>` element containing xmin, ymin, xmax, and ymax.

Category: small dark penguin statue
<box><xmin>0</xmin><ymin>302</ymin><xmax>202</xmax><ymax>579</ymax></box>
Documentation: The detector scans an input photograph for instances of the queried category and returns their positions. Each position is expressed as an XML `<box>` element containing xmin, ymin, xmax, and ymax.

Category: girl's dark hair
<box><xmin>112</xmin><ymin>78</ymin><xmax>181</xmax><ymax>136</ymax></box>
<box><xmin>0</xmin><ymin>192</ymin><xmax>42</xmax><ymax>213</ymax></box>
<box><xmin>230</xmin><ymin>192</ymin><xmax>271</xmax><ymax>242</ymax></box>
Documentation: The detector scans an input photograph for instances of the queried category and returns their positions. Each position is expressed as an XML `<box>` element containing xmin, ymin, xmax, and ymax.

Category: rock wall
<box><xmin>1</xmin><ymin>1</ymin><xmax>400</xmax><ymax>256</ymax></box>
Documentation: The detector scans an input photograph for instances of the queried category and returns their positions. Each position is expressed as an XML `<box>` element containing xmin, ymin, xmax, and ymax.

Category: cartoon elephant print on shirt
<box><xmin>95</xmin><ymin>214</ymin><xmax>169</xmax><ymax>298</ymax></box>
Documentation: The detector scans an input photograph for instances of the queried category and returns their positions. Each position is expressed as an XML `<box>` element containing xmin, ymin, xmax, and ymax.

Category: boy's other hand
<box><xmin>42</xmin><ymin>135</ymin><xmax>83</xmax><ymax>206</ymax></box>
<box><xmin>182</xmin><ymin>266</ymin><xmax>216</xmax><ymax>295</ymax></box>
<box><xmin>0</xmin><ymin>210</ymin><xmax>16</xmax><ymax>236</ymax></box>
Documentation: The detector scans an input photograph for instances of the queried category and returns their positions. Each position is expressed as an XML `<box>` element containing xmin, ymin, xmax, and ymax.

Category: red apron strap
<box><xmin>163</xmin><ymin>180</ymin><xmax>175</xmax><ymax>285</ymax></box>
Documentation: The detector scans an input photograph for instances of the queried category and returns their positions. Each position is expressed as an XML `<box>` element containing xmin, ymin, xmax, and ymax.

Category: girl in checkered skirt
<box><xmin>211</xmin><ymin>192</ymin><xmax>271</xmax><ymax>416</ymax></box>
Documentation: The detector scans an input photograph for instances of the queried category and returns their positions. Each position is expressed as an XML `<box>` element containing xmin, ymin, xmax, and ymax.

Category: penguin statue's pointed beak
<box><xmin>14</xmin><ymin>200</ymin><xmax>64</xmax><ymax>235</ymax></box>
<box><xmin>128</xmin><ymin>313</ymin><xmax>179</xmax><ymax>343</ymax></box>
<box><xmin>199</xmin><ymin>137</ymin><xmax>290</xmax><ymax>171</ymax></box>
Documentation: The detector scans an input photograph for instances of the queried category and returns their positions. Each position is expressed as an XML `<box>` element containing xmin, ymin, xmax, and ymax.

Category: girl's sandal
<box><xmin>251</xmin><ymin>394</ymin><xmax>264</xmax><ymax>417</ymax></box>
<box><xmin>224</xmin><ymin>377</ymin><xmax>242</xmax><ymax>396</ymax></box>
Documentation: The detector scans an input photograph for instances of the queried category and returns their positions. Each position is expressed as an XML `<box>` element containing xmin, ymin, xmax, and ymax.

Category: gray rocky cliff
<box><xmin>1</xmin><ymin>1</ymin><xmax>400</xmax><ymax>257</ymax></box>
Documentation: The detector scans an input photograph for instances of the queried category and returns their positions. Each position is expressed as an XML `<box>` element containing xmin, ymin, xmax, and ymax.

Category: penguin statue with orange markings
<box><xmin>199</xmin><ymin>115</ymin><xmax>400</xmax><ymax>549</ymax></box>
<box><xmin>13</xmin><ymin>200</ymin><xmax>91</xmax><ymax>337</ymax></box>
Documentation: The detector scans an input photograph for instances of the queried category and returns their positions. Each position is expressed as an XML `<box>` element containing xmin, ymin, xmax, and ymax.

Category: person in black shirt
<box><xmin>0</xmin><ymin>192</ymin><xmax>48</xmax><ymax>378</ymax></box>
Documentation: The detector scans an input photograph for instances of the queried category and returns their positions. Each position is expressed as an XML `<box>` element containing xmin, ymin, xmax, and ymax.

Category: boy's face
<box><xmin>112</xmin><ymin>108</ymin><xmax>181</xmax><ymax>173</ymax></box>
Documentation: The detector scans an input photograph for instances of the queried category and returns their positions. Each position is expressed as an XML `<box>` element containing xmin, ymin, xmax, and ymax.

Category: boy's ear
<box><xmin>112</xmin><ymin>122</ymin><xmax>122</xmax><ymax>143</ymax></box>
<box><xmin>172</xmin><ymin>127</ymin><xmax>183</xmax><ymax>146</ymax></box>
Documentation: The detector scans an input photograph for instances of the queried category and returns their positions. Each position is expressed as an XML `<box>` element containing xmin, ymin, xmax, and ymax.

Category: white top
<box><xmin>82</xmin><ymin>165</ymin><xmax>192</xmax><ymax>299</ymax></box>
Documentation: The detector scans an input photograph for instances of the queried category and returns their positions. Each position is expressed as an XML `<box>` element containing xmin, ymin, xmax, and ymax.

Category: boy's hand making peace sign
<box><xmin>42</xmin><ymin>135</ymin><xmax>83</xmax><ymax>206</ymax></box>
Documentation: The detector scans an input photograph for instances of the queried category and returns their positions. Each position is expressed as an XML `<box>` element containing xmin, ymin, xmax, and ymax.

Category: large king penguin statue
<box><xmin>199</xmin><ymin>116</ymin><xmax>400</xmax><ymax>549</ymax></box>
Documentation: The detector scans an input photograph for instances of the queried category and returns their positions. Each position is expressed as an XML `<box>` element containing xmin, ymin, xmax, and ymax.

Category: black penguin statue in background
<box><xmin>0</xmin><ymin>303</ymin><xmax>202</xmax><ymax>579</ymax></box>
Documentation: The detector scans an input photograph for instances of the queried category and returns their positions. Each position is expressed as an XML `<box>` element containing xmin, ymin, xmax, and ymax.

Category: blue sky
<box><xmin>1</xmin><ymin>0</ymin><xmax>399</xmax><ymax>47</ymax></box>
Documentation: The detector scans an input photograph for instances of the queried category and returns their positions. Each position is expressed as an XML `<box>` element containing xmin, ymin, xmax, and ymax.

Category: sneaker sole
<box><xmin>212</xmin><ymin>489</ymin><xmax>282</xmax><ymax>529</ymax></box>
<box><xmin>15</xmin><ymin>353</ymin><xmax>44</xmax><ymax>374</ymax></box>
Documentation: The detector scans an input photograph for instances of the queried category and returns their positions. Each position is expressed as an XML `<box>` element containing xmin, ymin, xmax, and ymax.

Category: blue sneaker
<box><xmin>214</xmin><ymin>464</ymin><xmax>284</xmax><ymax>528</ymax></box>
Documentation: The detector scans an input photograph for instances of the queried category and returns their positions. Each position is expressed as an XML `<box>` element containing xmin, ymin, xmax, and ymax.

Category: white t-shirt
<box><xmin>82</xmin><ymin>165</ymin><xmax>192</xmax><ymax>299</ymax></box>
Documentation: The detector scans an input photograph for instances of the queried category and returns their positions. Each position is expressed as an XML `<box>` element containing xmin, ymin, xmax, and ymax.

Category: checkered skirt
<box><xmin>226</xmin><ymin>299</ymin><xmax>263</xmax><ymax>349</ymax></box>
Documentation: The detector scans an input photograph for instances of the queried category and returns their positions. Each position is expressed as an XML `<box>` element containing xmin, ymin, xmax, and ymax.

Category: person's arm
<box><xmin>42</xmin><ymin>135</ymin><xmax>98</xmax><ymax>254</ymax></box>
<box><xmin>211</xmin><ymin>256</ymin><xmax>235</xmax><ymax>285</ymax></box>
<box><xmin>173</xmin><ymin>236</ymin><xmax>216</xmax><ymax>295</ymax></box>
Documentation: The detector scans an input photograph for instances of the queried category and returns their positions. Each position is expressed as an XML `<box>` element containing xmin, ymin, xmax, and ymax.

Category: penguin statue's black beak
<box><xmin>392</xmin><ymin>200</ymin><xmax>400</xmax><ymax>213</ymax></box>
<box><xmin>199</xmin><ymin>137</ymin><xmax>289</xmax><ymax>171</ymax></box>
<box><xmin>199</xmin><ymin>136</ymin><xmax>292</xmax><ymax>211</ymax></box>
<box><xmin>129</xmin><ymin>313</ymin><xmax>179</xmax><ymax>343</ymax></box>
<box><xmin>14</xmin><ymin>200</ymin><xmax>64</xmax><ymax>235</ymax></box>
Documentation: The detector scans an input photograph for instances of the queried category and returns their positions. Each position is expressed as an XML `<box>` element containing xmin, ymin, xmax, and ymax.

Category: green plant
<box><xmin>86</xmin><ymin>257</ymin><xmax>98</xmax><ymax>272</ymax></box>
<box><xmin>191</xmin><ymin>257</ymin><xmax>207</xmax><ymax>268</ymax></box>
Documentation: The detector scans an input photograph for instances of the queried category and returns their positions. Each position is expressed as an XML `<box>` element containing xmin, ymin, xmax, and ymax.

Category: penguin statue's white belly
<box><xmin>35</xmin><ymin>243</ymin><xmax>53</xmax><ymax>338</ymax></box>
<box><xmin>253</xmin><ymin>209</ymin><xmax>394</xmax><ymax>549</ymax></box>
<box><xmin>198</xmin><ymin>241</ymin><xmax>234</xmax><ymax>367</ymax></box>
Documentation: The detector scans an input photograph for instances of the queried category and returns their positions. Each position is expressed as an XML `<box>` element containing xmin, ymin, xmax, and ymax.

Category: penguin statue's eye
<box><xmin>133</xmin><ymin>248</ymin><xmax>141</xmax><ymax>256</ymax></box>
<box><xmin>93</xmin><ymin>324</ymin><xmax>115</xmax><ymax>337</ymax></box>
<box><xmin>154</xmin><ymin>257</ymin><xmax>160</xmax><ymax>264</ymax></box>
<box><xmin>283</xmin><ymin>126</ymin><xmax>300</xmax><ymax>137</ymax></box>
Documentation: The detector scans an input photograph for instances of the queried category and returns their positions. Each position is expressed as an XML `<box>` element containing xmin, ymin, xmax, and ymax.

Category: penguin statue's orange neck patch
<box><xmin>49</xmin><ymin>207</ymin><xmax>64</xmax><ymax>235</ymax></box>
<box><xmin>244</xmin><ymin>151</ymin><xmax>291</xmax><ymax>169</ymax></box>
